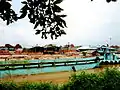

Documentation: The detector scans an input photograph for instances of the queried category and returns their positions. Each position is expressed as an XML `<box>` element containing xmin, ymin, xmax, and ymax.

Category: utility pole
<box><xmin>109</xmin><ymin>37</ymin><xmax>112</xmax><ymax>47</ymax></box>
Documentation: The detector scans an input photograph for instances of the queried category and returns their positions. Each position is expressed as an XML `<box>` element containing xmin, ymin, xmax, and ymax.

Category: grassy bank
<box><xmin>1</xmin><ymin>68</ymin><xmax>120</xmax><ymax>90</ymax></box>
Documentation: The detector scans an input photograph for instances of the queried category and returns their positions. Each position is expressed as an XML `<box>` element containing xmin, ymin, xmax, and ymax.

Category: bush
<box><xmin>0</xmin><ymin>81</ymin><xmax>59</xmax><ymax>90</ymax></box>
<box><xmin>100</xmin><ymin>68</ymin><xmax>120</xmax><ymax>90</ymax></box>
<box><xmin>66</xmin><ymin>72</ymin><xmax>101</xmax><ymax>90</ymax></box>
<box><xmin>65</xmin><ymin>68</ymin><xmax>120</xmax><ymax>90</ymax></box>
<box><xmin>1</xmin><ymin>68</ymin><xmax>120</xmax><ymax>90</ymax></box>
<box><xmin>0</xmin><ymin>81</ymin><xmax>17</xmax><ymax>90</ymax></box>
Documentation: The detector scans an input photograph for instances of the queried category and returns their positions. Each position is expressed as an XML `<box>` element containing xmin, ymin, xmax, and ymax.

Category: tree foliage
<box><xmin>0</xmin><ymin>0</ymin><xmax>118</xmax><ymax>39</ymax></box>
<box><xmin>91</xmin><ymin>0</ymin><xmax>117</xmax><ymax>3</ymax></box>
<box><xmin>0</xmin><ymin>0</ymin><xmax>17</xmax><ymax>25</ymax></box>
<box><xmin>0</xmin><ymin>0</ymin><xmax>67</xmax><ymax>39</ymax></box>
<box><xmin>19</xmin><ymin>0</ymin><xmax>67</xmax><ymax>39</ymax></box>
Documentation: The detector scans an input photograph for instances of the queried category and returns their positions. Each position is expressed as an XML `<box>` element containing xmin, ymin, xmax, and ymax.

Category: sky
<box><xmin>0</xmin><ymin>0</ymin><xmax>120</xmax><ymax>47</ymax></box>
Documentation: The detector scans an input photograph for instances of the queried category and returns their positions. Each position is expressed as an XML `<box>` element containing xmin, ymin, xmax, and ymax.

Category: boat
<box><xmin>97</xmin><ymin>46</ymin><xmax>120</xmax><ymax>65</ymax></box>
<box><xmin>0</xmin><ymin>56</ymin><xmax>102</xmax><ymax>78</ymax></box>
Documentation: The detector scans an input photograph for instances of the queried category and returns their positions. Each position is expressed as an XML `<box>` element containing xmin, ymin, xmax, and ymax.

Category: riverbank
<box><xmin>1</xmin><ymin>64</ymin><xmax>119</xmax><ymax>84</ymax></box>
<box><xmin>1</xmin><ymin>67</ymin><xmax>120</xmax><ymax>90</ymax></box>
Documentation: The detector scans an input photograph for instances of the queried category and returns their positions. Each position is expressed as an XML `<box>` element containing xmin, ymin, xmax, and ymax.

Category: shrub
<box><xmin>64</xmin><ymin>68</ymin><xmax>120</xmax><ymax>90</ymax></box>
<box><xmin>100</xmin><ymin>68</ymin><xmax>120</xmax><ymax>90</ymax></box>
<box><xmin>1</xmin><ymin>68</ymin><xmax>120</xmax><ymax>90</ymax></box>
<box><xmin>0</xmin><ymin>81</ymin><xmax>17</xmax><ymax>90</ymax></box>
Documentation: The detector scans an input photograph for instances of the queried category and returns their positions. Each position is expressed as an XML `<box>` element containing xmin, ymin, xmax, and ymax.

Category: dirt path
<box><xmin>1</xmin><ymin>68</ymin><xmax>104</xmax><ymax>84</ymax></box>
<box><xmin>1</xmin><ymin>71</ymin><xmax>72</xmax><ymax>84</ymax></box>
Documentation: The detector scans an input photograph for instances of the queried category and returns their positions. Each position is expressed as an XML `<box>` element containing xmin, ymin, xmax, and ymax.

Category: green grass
<box><xmin>1</xmin><ymin>68</ymin><xmax>120</xmax><ymax>90</ymax></box>
<box><xmin>8</xmin><ymin>60</ymin><xmax>30</xmax><ymax>64</ymax></box>
<box><xmin>0</xmin><ymin>60</ymin><xmax>30</xmax><ymax>65</ymax></box>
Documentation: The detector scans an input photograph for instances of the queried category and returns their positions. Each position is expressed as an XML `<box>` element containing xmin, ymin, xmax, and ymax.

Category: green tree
<box><xmin>0</xmin><ymin>0</ymin><xmax>67</xmax><ymax>39</ymax></box>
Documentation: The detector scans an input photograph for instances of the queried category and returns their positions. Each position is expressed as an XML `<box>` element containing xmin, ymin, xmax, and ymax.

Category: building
<box><xmin>0</xmin><ymin>46</ymin><xmax>11</xmax><ymax>55</ymax></box>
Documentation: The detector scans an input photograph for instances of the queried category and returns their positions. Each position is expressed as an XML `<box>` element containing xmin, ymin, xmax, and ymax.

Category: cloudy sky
<box><xmin>0</xmin><ymin>0</ymin><xmax>120</xmax><ymax>47</ymax></box>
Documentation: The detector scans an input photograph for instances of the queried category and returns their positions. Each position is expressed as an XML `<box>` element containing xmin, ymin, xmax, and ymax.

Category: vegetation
<box><xmin>0</xmin><ymin>0</ymin><xmax>67</xmax><ymax>39</ymax></box>
<box><xmin>82</xmin><ymin>51</ymin><xmax>87</xmax><ymax>57</ymax></box>
<box><xmin>65</xmin><ymin>68</ymin><xmax>120</xmax><ymax>90</ymax></box>
<box><xmin>0</xmin><ymin>0</ymin><xmax>117</xmax><ymax>39</ymax></box>
<box><xmin>1</xmin><ymin>68</ymin><xmax>120</xmax><ymax>90</ymax></box>
<box><xmin>91</xmin><ymin>0</ymin><xmax>117</xmax><ymax>3</ymax></box>
<box><xmin>10</xmin><ymin>60</ymin><xmax>30</xmax><ymax>64</ymax></box>
<box><xmin>3</xmin><ymin>60</ymin><xmax>30</xmax><ymax>64</ymax></box>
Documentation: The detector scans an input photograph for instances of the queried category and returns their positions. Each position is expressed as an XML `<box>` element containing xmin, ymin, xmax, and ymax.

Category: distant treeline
<box><xmin>23</xmin><ymin>46</ymin><xmax>61</xmax><ymax>54</ymax></box>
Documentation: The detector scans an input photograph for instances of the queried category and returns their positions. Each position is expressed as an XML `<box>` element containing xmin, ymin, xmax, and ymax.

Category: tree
<box><xmin>0</xmin><ymin>0</ymin><xmax>17</xmax><ymax>25</ymax></box>
<box><xmin>91</xmin><ymin>0</ymin><xmax>117</xmax><ymax>3</ymax></box>
<box><xmin>0</xmin><ymin>0</ymin><xmax>117</xmax><ymax>39</ymax></box>
<box><xmin>0</xmin><ymin>0</ymin><xmax>67</xmax><ymax>39</ymax></box>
